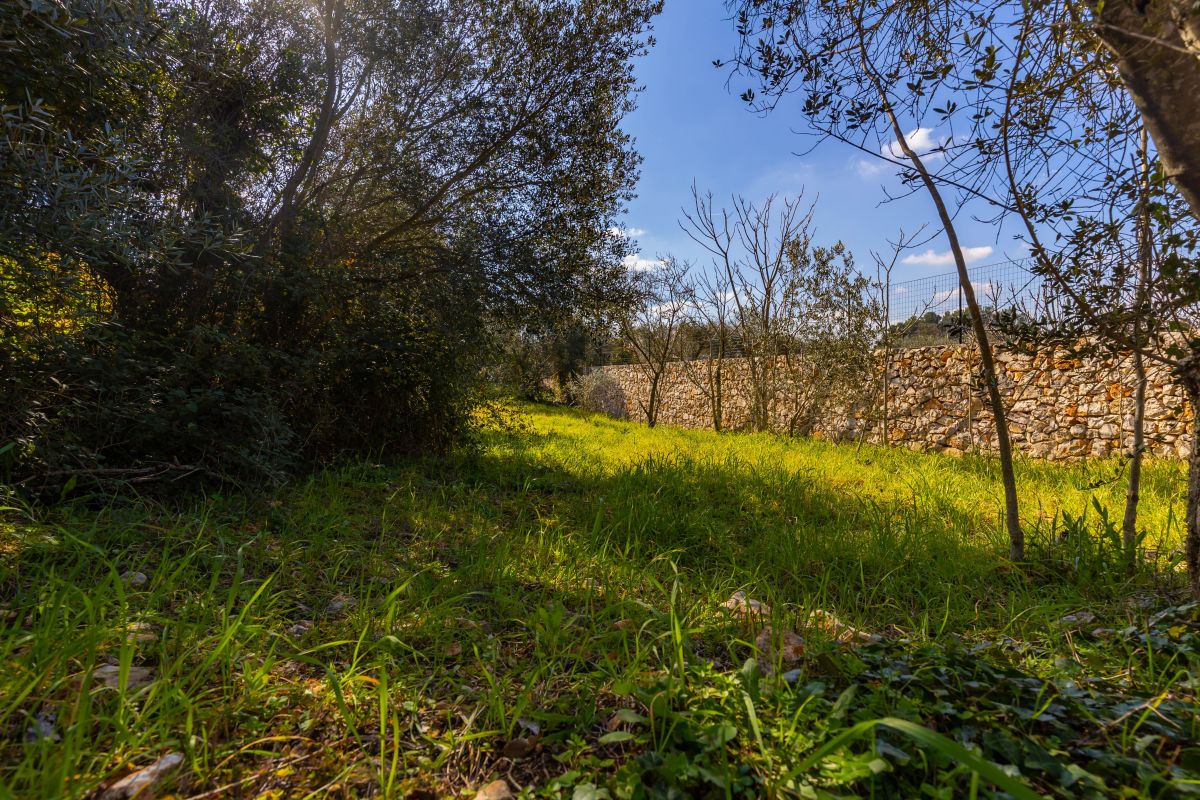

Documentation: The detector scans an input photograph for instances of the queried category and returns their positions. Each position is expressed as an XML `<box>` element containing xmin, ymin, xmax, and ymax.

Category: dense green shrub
<box><xmin>0</xmin><ymin>324</ymin><xmax>295</xmax><ymax>491</ymax></box>
<box><xmin>492</xmin><ymin>322</ymin><xmax>613</xmax><ymax>402</ymax></box>
<box><xmin>0</xmin><ymin>0</ymin><xmax>656</xmax><ymax>494</ymax></box>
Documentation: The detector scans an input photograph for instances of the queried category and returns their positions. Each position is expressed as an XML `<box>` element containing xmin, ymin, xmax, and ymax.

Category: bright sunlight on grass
<box><xmin>2</xmin><ymin>403</ymin><xmax>1197</xmax><ymax>798</ymax></box>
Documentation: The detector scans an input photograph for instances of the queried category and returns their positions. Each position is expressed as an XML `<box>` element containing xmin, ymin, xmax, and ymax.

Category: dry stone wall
<box><xmin>597</xmin><ymin>345</ymin><xmax>1194</xmax><ymax>461</ymax></box>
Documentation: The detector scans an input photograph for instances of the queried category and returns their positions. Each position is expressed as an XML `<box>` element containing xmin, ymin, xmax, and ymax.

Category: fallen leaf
<box><xmin>606</xmin><ymin>707</ymin><xmax>646</xmax><ymax>731</ymax></box>
<box><xmin>1059</xmin><ymin>610</ymin><xmax>1097</xmax><ymax>626</ymax></box>
<box><xmin>720</xmin><ymin>591</ymin><xmax>771</xmax><ymax>620</ymax></box>
<box><xmin>326</xmin><ymin>595</ymin><xmax>355</xmax><ymax>616</ymax></box>
<box><xmin>755</xmin><ymin>625</ymin><xmax>805</xmax><ymax>665</ymax></box>
<box><xmin>100</xmin><ymin>752</ymin><xmax>183</xmax><ymax>799</ymax></box>
<box><xmin>805</xmin><ymin>609</ymin><xmax>880</xmax><ymax>644</ymax></box>
<box><xmin>25</xmin><ymin>711</ymin><xmax>60</xmax><ymax>743</ymax></box>
<box><xmin>125</xmin><ymin>622</ymin><xmax>158</xmax><ymax>643</ymax></box>
<box><xmin>475</xmin><ymin>779</ymin><xmax>513</xmax><ymax>800</ymax></box>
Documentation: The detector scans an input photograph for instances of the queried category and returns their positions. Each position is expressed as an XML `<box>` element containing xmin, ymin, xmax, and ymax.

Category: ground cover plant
<box><xmin>2</xmin><ymin>402</ymin><xmax>1199</xmax><ymax>798</ymax></box>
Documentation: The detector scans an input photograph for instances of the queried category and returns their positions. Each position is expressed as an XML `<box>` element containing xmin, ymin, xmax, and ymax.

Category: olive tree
<box><xmin>726</xmin><ymin>0</ymin><xmax>1026</xmax><ymax>558</ymax></box>
<box><xmin>726</xmin><ymin>0</ymin><xmax>1200</xmax><ymax>581</ymax></box>
<box><xmin>682</xmin><ymin>185</ymin><xmax>882</xmax><ymax>437</ymax></box>
<box><xmin>776</xmin><ymin>241</ymin><xmax>882</xmax><ymax>437</ymax></box>
<box><xmin>1</xmin><ymin>0</ymin><xmax>663</xmax><ymax>491</ymax></box>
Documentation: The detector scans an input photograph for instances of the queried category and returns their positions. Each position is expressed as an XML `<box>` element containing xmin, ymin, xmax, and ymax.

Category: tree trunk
<box><xmin>881</xmin><ymin>345</ymin><xmax>891</xmax><ymax>447</ymax></box>
<box><xmin>261</xmin><ymin>0</ymin><xmax>342</xmax><ymax>249</ymax></box>
<box><xmin>1091</xmin><ymin>0</ymin><xmax>1200</xmax><ymax>222</ymax></box>
<box><xmin>1123</xmin><ymin>125</ymin><xmax>1153</xmax><ymax>567</ymax></box>
<box><xmin>864</xmin><ymin>79</ymin><xmax>1024</xmax><ymax>561</ymax></box>
<box><xmin>712</xmin><ymin>359</ymin><xmax>724</xmax><ymax>432</ymax></box>
<box><xmin>647</xmin><ymin>376</ymin><xmax>659</xmax><ymax>427</ymax></box>
<box><xmin>1181</xmin><ymin>364</ymin><xmax>1200</xmax><ymax>598</ymax></box>
<box><xmin>855</xmin><ymin>26</ymin><xmax>1025</xmax><ymax>559</ymax></box>
<box><xmin>1122</xmin><ymin>349</ymin><xmax>1147</xmax><ymax>566</ymax></box>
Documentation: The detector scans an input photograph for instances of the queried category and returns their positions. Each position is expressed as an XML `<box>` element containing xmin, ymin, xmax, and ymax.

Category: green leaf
<box><xmin>572</xmin><ymin>783</ymin><xmax>612</xmax><ymax>800</ymax></box>
<box><xmin>598</xmin><ymin>731</ymin><xmax>636</xmax><ymax>745</ymax></box>
<box><xmin>788</xmin><ymin>718</ymin><xmax>1044</xmax><ymax>800</ymax></box>
<box><xmin>829</xmin><ymin>684</ymin><xmax>857</xmax><ymax>722</ymax></box>
<box><xmin>613</xmin><ymin>708</ymin><xmax>646</xmax><ymax>724</ymax></box>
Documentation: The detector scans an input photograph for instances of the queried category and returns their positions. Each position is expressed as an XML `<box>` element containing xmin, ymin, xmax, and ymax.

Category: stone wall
<box><xmin>597</xmin><ymin>345</ymin><xmax>1195</xmax><ymax>460</ymax></box>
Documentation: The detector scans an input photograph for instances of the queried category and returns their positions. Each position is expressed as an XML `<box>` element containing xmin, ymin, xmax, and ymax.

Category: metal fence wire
<box><xmin>886</xmin><ymin>258</ymin><xmax>1041</xmax><ymax>348</ymax></box>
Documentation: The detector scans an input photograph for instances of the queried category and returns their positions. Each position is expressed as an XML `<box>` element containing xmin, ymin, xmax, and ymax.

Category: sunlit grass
<box><xmin>0</xmin><ymin>402</ymin><xmax>1194</xmax><ymax>798</ymax></box>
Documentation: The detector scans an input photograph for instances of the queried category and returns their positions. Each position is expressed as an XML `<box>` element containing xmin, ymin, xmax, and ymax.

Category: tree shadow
<box><xmin>430</xmin><ymin>423</ymin><xmax>1082</xmax><ymax>635</ymax></box>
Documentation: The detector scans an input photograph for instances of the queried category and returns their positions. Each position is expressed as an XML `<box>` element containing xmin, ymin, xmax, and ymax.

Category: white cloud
<box><xmin>930</xmin><ymin>281</ymin><xmax>999</xmax><ymax>307</ymax></box>
<box><xmin>856</xmin><ymin>159</ymin><xmax>884</xmax><ymax>177</ymax></box>
<box><xmin>648</xmin><ymin>298</ymin><xmax>689</xmax><ymax>318</ymax></box>
<box><xmin>857</xmin><ymin>127</ymin><xmax>951</xmax><ymax>177</ymax></box>
<box><xmin>623</xmin><ymin>254</ymin><xmax>663</xmax><ymax>272</ymax></box>
<box><xmin>902</xmin><ymin>245</ymin><xmax>993</xmax><ymax>267</ymax></box>
<box><xmin>608</xmin><ymin>226</ymin><xmax>646</xmax><ymax>238</ymax></box>
<box><xmin>883</xmin><ymin>127</ymin><xmax>947</xmax><ymax>159</ymax></box>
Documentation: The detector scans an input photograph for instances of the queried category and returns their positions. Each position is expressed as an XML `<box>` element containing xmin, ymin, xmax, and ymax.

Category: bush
<box><xmin>1</xmin><ymin>0</ymin><xmax>653</xmax><ymax>498</ymax></box>
<box><xmin>0</xmin><ymin>259</ymin><xmax>485</xmax><ymax>495</ymax></box>
<box><xmin>0</xmin><ymin>324</ymin><xmax>295</xmax><ymax>493</ymax></box>
<box><xmin>568</xmin><ymin>370</ymin><xmax>628</xmax><ymax>418</ymax></box>
<box><xmin>491</xmin><ymin>331</ymin><xmax>555</xmax><ymax>402</ymax></box>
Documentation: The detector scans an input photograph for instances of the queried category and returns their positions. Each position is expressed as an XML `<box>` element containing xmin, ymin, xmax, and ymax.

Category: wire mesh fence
<box><xmin>886</xmin><ymin>258</ymin><xmax>1041</xmax><ymax>348</ymax></box>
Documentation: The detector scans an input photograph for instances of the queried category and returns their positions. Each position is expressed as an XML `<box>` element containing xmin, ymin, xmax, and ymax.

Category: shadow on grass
<box><xmin>444</xmin><ymin>424</ymin><xmax>1160</xmax><ymax>634</ymax></box>
<box><xmin>0</xmin><ymin>407</ymin><xmax>1188</xmax><ymax>798</ymax></box>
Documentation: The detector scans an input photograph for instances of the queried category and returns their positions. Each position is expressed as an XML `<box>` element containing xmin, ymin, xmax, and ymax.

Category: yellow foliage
<box><xmin>0</xmin><ymin>253</ymin><xmax>113</xmax><ymax>345</ymax></box>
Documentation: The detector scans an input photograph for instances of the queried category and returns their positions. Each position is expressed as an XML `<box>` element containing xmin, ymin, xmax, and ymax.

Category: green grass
<box><xmin>1</xmin><ymin>402</ymin><xmax>1198</xmax><ymax>798</ymax></box>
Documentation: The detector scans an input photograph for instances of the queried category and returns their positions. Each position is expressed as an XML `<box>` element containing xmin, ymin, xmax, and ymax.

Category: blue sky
<box><xmin>618</xmin><ymin>0</ymin><xmax>1027</xmax><ymax>286</ymax></box>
